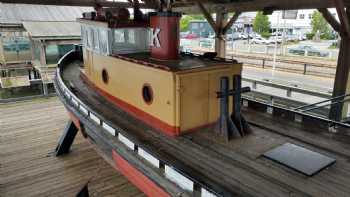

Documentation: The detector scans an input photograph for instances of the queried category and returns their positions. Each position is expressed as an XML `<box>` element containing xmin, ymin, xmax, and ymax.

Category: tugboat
<box><xmin>54</xmin><ymin>2</ymin><xmax>347</xmax><ymax>197</ymax></box>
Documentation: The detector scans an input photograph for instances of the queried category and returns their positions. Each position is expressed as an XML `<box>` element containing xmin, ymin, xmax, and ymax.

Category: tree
<box><xmin>253</xmin><ymin>12</ymin><xmax>271</xmax><ymax>38</ymax></box>
<box><xmin>311</xmin><ymin>11</ymin><xmax>334</xmax><ymax>40</ymax></box>
<box><xmin>180</xmin><ymin>15</ymin><xmax>205</xmax><ymax>32</ymax></box>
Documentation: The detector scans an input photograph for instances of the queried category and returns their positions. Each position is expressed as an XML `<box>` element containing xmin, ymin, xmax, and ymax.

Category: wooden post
<box><xmin>329</xmin><ymin>37</ymin><xmax>350</xmax><ymax>120</ymax></box>
<box><xmin>40</xmin><ymin>42</ymin><xmax>47</xmax><ymax>65</ymax></box>
<box><xmin>215</xmin><ymin>10</ymin><xmax>227</xmax><ymax>58</ymax></box>
<box><xmin>320</xmin><ymin>6</ymin><xmax>350</xmax><ymax>121</ymax></box>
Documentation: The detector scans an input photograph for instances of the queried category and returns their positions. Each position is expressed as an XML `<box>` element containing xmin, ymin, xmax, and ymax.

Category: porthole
<box><xmin>102</xmin><ymin>69</ymin><xmax>109</xmax><ymax>84</ymax></box>
<box><xmin>142</xmin><ymin>84</ymin><xmax>153</xmax><ymax>105</ymax></box>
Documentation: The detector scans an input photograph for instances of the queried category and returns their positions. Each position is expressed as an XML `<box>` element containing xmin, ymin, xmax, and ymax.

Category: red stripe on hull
<box><xmin>81</xmin><ymin>72</ymin><xmax>180</xmax><ymax>136</ymax></box>
<box><xmin>68</xmin><ymin>111</ymin><xmax>81</xmax><ymax>130</ymax></box>
<box><xmin>112</xmin><ymin>150</ymin><xmax>171</xmax><ymax>197</ymax></box>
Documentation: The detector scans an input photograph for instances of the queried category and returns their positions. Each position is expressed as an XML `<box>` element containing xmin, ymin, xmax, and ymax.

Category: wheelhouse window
<box><xmin>112</xmin><ymin>28</ymin><xmax>150</xmax><ymax>54</ymax></box>
<box><xmin>99</xmin><ymin>29</ymin><xmax>109</xmax><ymax>55</ymax></box>
<box><xmin>81</xmin><ymin>24</ymin><xmax>111</xmax><ymax>55</ymax></box>
<box><xmin>81</xmin><ymin>24</ymin><xmax>150</xmax><ymax>55</ymax></box>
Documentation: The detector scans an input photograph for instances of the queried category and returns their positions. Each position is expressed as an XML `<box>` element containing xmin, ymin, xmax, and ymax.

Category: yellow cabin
<box><xmin>80</xmin><ymin>19</ymin><xmax>242</xmax><ymax>136</ymax></box>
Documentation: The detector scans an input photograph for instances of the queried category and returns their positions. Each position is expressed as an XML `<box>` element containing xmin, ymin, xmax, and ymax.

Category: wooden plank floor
<box><xmin>0</xmin><ymin>97</ymin><xmax>144</xmax><ymax>197</ymax></box>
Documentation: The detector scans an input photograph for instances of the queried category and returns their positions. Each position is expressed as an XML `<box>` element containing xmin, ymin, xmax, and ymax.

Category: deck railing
<box><xmin>54</xmin><ymin>49</ymin><xmax>225</xmax><ymax>197</ymax></box>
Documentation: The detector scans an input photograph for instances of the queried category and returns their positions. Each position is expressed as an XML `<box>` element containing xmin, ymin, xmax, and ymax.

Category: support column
<box><xmin>330</xmin><ymin>37</ymin><xmax>350</xmax><ymax>120</ymax></box>
<box><xmin>320</xmin><ymin>6</ymin><xmax>350</xmax><ymax>121</ymax></box>
<box><xmin>42</xmin><ymin>82</ymin><xmax>48</xmax><ymax>96</ymax></box>
<box><xmin>55</xmin><ymin>120</ymin><xmax>78</xmax><ymax>156</ymax></box>
<box><xmin>215</xmin><ymin>11</ymin><xmax>227</xmax><ymax>58</ymax></box>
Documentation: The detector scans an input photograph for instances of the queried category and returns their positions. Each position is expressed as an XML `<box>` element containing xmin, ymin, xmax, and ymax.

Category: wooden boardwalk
<box><xmin>0</xmin><ymin>97</ymin><xmax>144</xmax><ymax>197</ymax></box>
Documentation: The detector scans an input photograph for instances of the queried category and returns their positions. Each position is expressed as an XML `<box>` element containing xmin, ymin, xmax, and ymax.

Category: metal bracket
<box><xmin>76</xmin><ymin>183</ymin><xmax>90</xmax><ymax>197</ymax></box>
<box><xmin>215</xmin><ymin>75</ymin><xmax>251</xmax><ymax>140</ymax></box>
<box><xmin>55</xmin><ymin>120</ymin><xmax>78</xmax><ymax>156</ymax></box>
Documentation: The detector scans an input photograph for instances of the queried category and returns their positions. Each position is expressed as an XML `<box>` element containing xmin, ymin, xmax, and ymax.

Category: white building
<box><xmin>269</xmin><ymin>9</ymin><xmax>338</xmax><ymax>36</ymax></box>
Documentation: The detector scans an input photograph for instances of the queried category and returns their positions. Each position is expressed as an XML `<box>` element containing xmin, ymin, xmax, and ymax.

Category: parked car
<box><xmin>183</xmin><ymin>33</ymin><xmax>199</xmax><ymax>39</ymax></box>
<box><xmin>180</xmin><ymin>31</ymin><xmax>190</xmax><ymax>39</ymax></box>
<box><xmin>288</xmin><ymin>45</ymin><xmax>330</xmax><ymax>57</ymax></box>
<box><xmin>271</xmin><ymin>36</ymin><xmax>283</xmax><ymax>44</ymax></box>
<box><xmin>251</xmin><ymin>37</ymin><xmax>272</xmax><ymax>44</ymax></box>
<box><xmin>298</xmin><ymin>34</ymin><xmax>307</xmax><ymax>41</ymax></box>
<box><xmin>199</xmin><ymin>39</ymin><xmax>214</xmax><ymax>48</ymax></box>
<box><xmin>226</xmin><ymin>33</ymin><xmax>240</xmax><ymax>41</ymax></box>
<box><xmin>238</xmin><ymin>33</ymin><xmax>248</xmax><ymax>40</ymax></box>
<box><xmin>285</xmin><ymin>34</ymin><xmax>299</xmax><ymax>42</ymax></box>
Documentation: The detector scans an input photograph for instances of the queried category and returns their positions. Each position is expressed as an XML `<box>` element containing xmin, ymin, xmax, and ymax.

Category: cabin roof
<box><xmin>0</xmin><ymin>3</ymin><xmax>92</xmax><ymax>26</ymax></box>
<box><xmin>22</xmin><ymin>21</ymin><xmax>81</xmax><ymax>40</ymax></box>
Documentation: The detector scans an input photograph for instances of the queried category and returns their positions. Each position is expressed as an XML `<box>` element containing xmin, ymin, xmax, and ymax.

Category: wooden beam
<box><xmin>318</xmin><ymin>8</ymin><xmax>341</xmax><ymax>33</ymax></box>
<box><xmin>174</xmin><ymin>0</ymin><xmax>350</xmax><ymax>14</ymax></box>
<box><xmin>196</xmin><ymin>1</ymin><xmax>217</xmax><ymax>33</ymax></box>
<box><xmin>0</xmin><ymin>0</ymin><xmax>152</xmax><ymax>8</ymax></box>
<box><xmin>216</xmin><ymin>10</ymin><xmax>226</xmax><ymax>35</ymax></box>
<box><xmin>222</xmin><ymin>12</ymin><xmax>241</xmax><ymax>35</ymax></box>
<box><xmin>334</xmin><ymin>0</ymin><xmax>350</xmax><ymax>36</ymax></box>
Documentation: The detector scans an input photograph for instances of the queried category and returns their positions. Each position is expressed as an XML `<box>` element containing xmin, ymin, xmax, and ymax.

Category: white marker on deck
<box><xmin>138</xmin><ymin>148</ymin><xmax>160</xmax><ymax>168</ymax></box>
<box><xmin>102</xmin><ymin>122</ymin><xmax>116</xmax><ymax>136</ymax></box>
<box><xmin>165</xmin><ymin>165</ymin><xmax>194</xmax><ymax>192</ymax></box>
<box><xmin>118</xmin><ymin>133</ymin><xmax>135</xmax><ymax>150</ymax></box>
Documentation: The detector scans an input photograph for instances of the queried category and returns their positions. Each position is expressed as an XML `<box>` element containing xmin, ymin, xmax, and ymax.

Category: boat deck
<box><xmin>61</xmin><ymin>59</ymin><xmax>350</xmax><ymax>197</ymax></box>
<box><xmin>0</xmin><ymin>97</ymin><xmax>144</xmax><ymax>197</ymax></box>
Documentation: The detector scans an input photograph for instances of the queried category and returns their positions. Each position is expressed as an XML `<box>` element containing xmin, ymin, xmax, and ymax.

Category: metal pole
<box><xmin>281</xmin><ymin>16</ymin><xmax>287</xmax><ymax>55</ymax></box>
<box><xmin>273</xmin><ymin>11</ymin><xmax>280</xmax><ymax>70</ymax></box>
<box><xmin>232</xmin><ymin>27</ymin><xmax>235</xmax><ymax>54</ymax></box>
<box><xmin>262</xmin><ymin>59</ymin><xmax>265</xmax><ymax>68</ymax></box>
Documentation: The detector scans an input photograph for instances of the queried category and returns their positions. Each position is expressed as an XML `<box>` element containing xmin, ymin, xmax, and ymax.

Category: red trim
<box><xmin>112</xmin><ymin>150</ymin><xmax>171</xmax><ymax>197</ymax></box>
<box><xmin>81</xmin><ymin>73</ymin><xmax>180</xmax><ymax>137</ymax></box>
<box><xmin>67</xmin><ymin>110</ymin><xmax>88</xmax><ymax>138</ymax></box>
<box><xmin>68</xmin><ymin>111</ymin><xmax>81</xmax><ymax>130</ymax></box>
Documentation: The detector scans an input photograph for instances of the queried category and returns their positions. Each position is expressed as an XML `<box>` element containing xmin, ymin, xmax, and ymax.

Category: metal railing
<box><xmin>241</xmin><ymin>77</ymin><xmax>334</xmax><ymax>119</ymax></box>
<box><xmin>294</xmin><ymin>94</ymin><xmax>350</xmax><ymax>112</ymax></box>
<box><xmin>242</xmin><ymin>77</ymin><xmax>331</xmax><ymax>99</ymax></box>
<box><xmin>235</xmin><ymin>54</ymin><xmax>336</xmax><ymax>77</ymax></box>
<box><xmin>183</xmin><ymin>44</ymin><xmax>337</xmax><ymax>77</ymax></box>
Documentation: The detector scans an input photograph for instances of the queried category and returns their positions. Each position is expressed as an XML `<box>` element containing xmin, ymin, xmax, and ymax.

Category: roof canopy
<box><xmin>23</xmin><ymin>21</ymin><xmax>81</xmax><ymax>40</ymax></box>
<box><xmin>0</xmin><ymin>3</ymin><xmax>92</xmax><ymax>26</ymax></box>
<box><xmin>0</xmin><ymin>0</ymin><xmax>348</xmax><ymax>13</ymax></box>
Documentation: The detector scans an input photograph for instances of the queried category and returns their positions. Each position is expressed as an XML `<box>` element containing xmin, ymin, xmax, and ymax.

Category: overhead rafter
<box><xmin>173</xmin><ymin>0</ymin><xmax>350</xmax><ymax>14</ymax></box>
<box><xmin>333</xmin><ymin>0</ymin><xmax>350</xmax><ymax>36</ymax></box>
<box><xmin>196</xmin><ymin>1</ymin><xmax>241</xmax><ymax>36</ymax></box>
<box><xmin>196</xmin><ymin>1</ymin><xmax>217</xmax><ymax>33</ymax></box>
<box><xmin>0</xmin><ymin>0</ymin><xmax>153</xmax><ymax>8</ymax></box>
<box><xmin>319</xmin><ymin>8</ymin><xmax>341</xmax><ymax>34</ymax></box>
<box><xmin>3</xmin><ymin>0</ymin><xmax>350</xmax><ymax>13</ymax></box>
<box><xmin>222</xmin><ymin>11</ymin><xmax>241</xmax><ymax>35</ymax></box>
